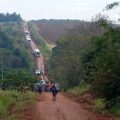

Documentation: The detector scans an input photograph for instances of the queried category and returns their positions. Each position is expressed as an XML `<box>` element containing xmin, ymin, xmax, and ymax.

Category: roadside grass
<box><xmin>0</xmin><ymin>90</ymin><xmax>35</xmax><ymax>120</ymax></box>
<box><xmin>68</xmin><ymin>83</ymin><xmax>90</xmax><ymax>95</ymax></box>
<box><xmin>93</xmin><ymin>98</ymin><xmax>106</xmax><ymax>114</ymax></box>
<box><xmin>40</xmin><ymin>43</ymin><xmax>52</xmax><ymax>60</ymax></box>
<box><xmin>28</xmin><ymin>22</ymin><xmax>45</xmax><ymax>46</ymax></box>
<box><xmin>93</xmin><ymin>98</ymin><xmax>120</xmax><ymax>116</ymax></box>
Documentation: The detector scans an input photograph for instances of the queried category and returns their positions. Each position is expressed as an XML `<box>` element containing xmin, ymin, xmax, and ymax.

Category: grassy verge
<box><xmin>28</xmin><ymin>21</ymin><xmax>51</xmax><ymax>60</ymax></box>
<box><xmin>68</xmin><ymin>83</ymin><xmax>90</xmax><ymax>95</ymax></box>
<box><xmin>110</xmin><ymin>101</ymin><xmax>120</xmax><ymax>116</ymax></box>
<box><xmin>93</xmin><ymin>98</ymin><xmax>106</xmax><ymax>114</ymax></box>
<box><xmin>0</xmin><ymin>90</ymin><xmax>35</xmax><ymax>120</ymax></box>
<box><xmin>93</xmin><ymin>98</ymin><xmax>120</xmax><ymax>116</ymax></box>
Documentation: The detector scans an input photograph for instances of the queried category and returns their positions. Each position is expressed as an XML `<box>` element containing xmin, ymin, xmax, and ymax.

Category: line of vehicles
<box><xmin>24</xmin><ymin>23</ymin><xmax>61</xmax><ymax>92</ymax></box>
<box><xmin>24</xmin><ymin>25</ymin><xmax>41</xmax><ymax>75</ymax></box>
<box><xmin>24</xmin><ymin>27</ymin><xmax>41</xmax><ymax>57</ymax></box>
<box><xmin>25</xmin><ymin>29</ymin><xmax>31</xmax><ymax>42</ymax></box>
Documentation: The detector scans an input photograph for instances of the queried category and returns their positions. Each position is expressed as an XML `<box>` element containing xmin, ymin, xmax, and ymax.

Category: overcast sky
<box><xmin>0</xmin><ymin>0</ymin><xmax>120</xmax><ymax>21</ymax></box>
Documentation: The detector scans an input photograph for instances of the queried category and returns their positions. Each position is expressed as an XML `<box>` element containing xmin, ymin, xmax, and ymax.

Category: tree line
<box><xmin>0</xmin><ymin>12</ymin><xmax>22</xmax><ymax>22</ymax></box>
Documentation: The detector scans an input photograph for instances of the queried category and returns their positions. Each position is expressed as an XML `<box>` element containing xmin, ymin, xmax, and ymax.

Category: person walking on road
<box><xmin>50</xmin><ymin>84</ymin><xmax>58</xmax><ymax>101</ymax></box>
<box><xmin>37</xmin><ymin>83</ymin><xmax>42</xmax><ymax>94</ymax></box>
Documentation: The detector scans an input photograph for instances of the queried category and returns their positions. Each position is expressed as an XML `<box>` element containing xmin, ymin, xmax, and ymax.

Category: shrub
<box><xmin>93</xmin><ymin>98</ymin><xmax>106</xmax><ymax>113</ymax></box>
<box><xmin>110</xmin><ymin>98</ymin><xmax>120</xmax><ymax>115</ymax></box>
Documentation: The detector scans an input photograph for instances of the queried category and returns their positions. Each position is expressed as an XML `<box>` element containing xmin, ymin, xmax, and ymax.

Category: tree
<box><xmin>105</xmin><ymin>1</ymin><xmax>120</xmax><ymax>10</ymax></box>
<box><xmin>0</xmin><ymin>13</ymin><xmax>22</xmax><ymax>22</ymax></box>
<box><xmin>1</xmin><ymin>70</ymin><xmax>36</xmax><ymax>90</ymax></box>
<box><xmin>84</xmin><ymin>28</ymin><xmax>120</xmax><ymax>106</ymax></box>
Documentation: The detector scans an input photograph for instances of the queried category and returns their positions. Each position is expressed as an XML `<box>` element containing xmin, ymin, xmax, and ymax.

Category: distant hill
<box><xmin>30</xmin><ymin>20</ymin><xmax>85</xmax><ymax>44</ymax></box>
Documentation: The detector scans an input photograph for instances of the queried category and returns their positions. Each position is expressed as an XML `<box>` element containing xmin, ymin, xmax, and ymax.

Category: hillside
<box><xmin>30</xmin><ymin>20</ymin><xmax>85</xmax><ymax>44</ymax></box>
<box><xmin>29</xmin><ymin>19</ymin><xmax>106</xmax><ymax>45</ymax></box>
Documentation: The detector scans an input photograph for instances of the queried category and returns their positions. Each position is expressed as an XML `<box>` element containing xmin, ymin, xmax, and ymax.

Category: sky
<box><xmin>0</xmin><ymin>0</ymin><xmax>120</xmax><ymax>22</ymax></box>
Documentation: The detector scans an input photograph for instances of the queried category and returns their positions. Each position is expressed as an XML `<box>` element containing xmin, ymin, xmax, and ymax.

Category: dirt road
<box><xmin>31</xmin><ymin>92</ymin><xmax>97</xmax><ymax>120</ymax></box>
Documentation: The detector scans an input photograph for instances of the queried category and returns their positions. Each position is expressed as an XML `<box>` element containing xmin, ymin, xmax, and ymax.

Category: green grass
<box><xmin>93</xmin><ymin>99</ymin><xmax>120</xmax><ymax>116</ymax></box>
<box><xmin>110</xmin><ymin>101</ymin><xmax>120</xmax><ymax>115</ymax></box>
<box><xmin>68</xmin><ymin>83</ymin><xmax>90</xmax><ymax>95</ymax></box>
<box><xmin>0</xmin><ymin>90</ymin><xmax>35</xmax><ymax>120</ymax></box>
<box><xmin>93</xmin><ymin>98</ymin><xmax>106</xmax><ymax>114</ymax></box>
<box><xmin>40</xmin><ymin>43</ymin><xmax>51</xmax><ymax>60</ymax></box>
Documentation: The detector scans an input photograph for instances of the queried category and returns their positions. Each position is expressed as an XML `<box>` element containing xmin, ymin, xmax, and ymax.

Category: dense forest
<box><xmin>0</xmin><ymin>13</ymin><xmax>35</xmax><ymax>89</ymax></box>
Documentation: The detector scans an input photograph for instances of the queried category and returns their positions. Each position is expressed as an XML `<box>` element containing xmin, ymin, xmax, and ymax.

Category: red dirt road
<box><xmin>32</xmin><ymin>92</ymin><xmax>97</xmax><ymax>120</ymax></box>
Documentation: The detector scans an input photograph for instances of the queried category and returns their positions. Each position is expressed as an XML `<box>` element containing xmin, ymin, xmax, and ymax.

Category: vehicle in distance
<box><xmin>35</xmin><ymin>69</ymin><xmax>41</xmax><ymax>75</ymax></box>
<box><xmin>34</xmin><ymin>48</ymin><xmax>40</xmax><ymax>57</ymax></box>
<box><xmin>25</xmin><ymin>30</ymin><xmax>30</xmax><ymax>35</ymax></box>
<box><xmin>26</xmin><ymin>37</ymin><xmax>31</xmax><ymax>42</ymax></box>
<box><xmin>26</xmin><ymin>35</ymin><xmax>31</xmax><ymax>42</ymax></box>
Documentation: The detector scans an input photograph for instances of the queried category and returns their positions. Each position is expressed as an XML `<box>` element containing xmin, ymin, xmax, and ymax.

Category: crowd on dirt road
<box><xmin>34</xmin><ymin>80</ymin><xmax>59</xmax><ymax>101</ymax></box>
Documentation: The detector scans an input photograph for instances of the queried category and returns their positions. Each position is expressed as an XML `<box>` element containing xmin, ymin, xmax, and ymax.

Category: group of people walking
<box><xmin>34</xmin><ymin>81</ymin><xmax>58</xmax><ymax>101</ymax></box>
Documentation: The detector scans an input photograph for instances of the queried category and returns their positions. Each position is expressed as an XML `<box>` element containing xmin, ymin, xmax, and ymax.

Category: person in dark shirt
<box><xmin>50</xmin><ymin>84</ymin><xmax>58</xmax><ymax>101</ymax></box>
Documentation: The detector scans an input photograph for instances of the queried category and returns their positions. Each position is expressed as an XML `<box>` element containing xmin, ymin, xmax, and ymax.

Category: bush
<box><xmin>0</xmin><ymin>90</ymin><xmax>18</xmax><ymax>118</ymax></box>
<box><xmin>93</xmin><ymin>98</ymin><xmax>106</xmax><ymax>113</ymax></box>
<box><xmin>110</xmin><ymin>98</ymin><xmax>120</xmax><ymax>115</ymax></box>
<box><xmin>81</xmin><ymin>28</ymin><xmax>120</xmax><ymax>106</ymax></box>
<box><xmin>68</xmin><ymin>83</ymin><xmax>90</xmax><ymax>95</ymax></box>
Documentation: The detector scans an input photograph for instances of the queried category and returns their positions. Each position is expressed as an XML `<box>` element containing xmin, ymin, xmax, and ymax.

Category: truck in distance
<box><xmin>35</xmin><ymin>69</ymin><xmax>41</xmax><ymax>75</ymax></box>
<box><xmin>26</xmin><ymin>35</ymin><xmax>31</xmax><ymax>42</ymax></box>
<box><xmin>34</xmin><ymin>48</ymin><xmax>40</xmax><ymax>57</ymax></box>
<box><xmin>25</xmin><ymin>30</ymin><xmax>30</xmax><ymax>35</ymax></box>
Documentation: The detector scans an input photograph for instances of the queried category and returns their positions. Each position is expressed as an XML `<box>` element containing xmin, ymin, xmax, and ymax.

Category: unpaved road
<box><xmin>31</xmin><ymin>92</ymin><xmax>97</xmax><ymax>120</ymax></box>
<box><xmin>30</xmin><ymin>39</ymin><xmax>45</xmax><ymax>79</ymax></box>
